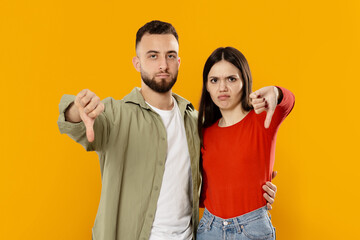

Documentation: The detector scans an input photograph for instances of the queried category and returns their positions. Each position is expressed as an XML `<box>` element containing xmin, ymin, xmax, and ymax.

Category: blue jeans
<box><xmin>197</xmin><ymin>206</ymin><xmax>275</xmax><ymax>240</ymax></box>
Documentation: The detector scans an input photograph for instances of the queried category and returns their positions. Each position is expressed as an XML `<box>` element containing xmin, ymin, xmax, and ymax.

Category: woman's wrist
<box><xmin>275</xmin><ymin>86</ymin><xmax>283</xmax><ymax>105</ymax></box>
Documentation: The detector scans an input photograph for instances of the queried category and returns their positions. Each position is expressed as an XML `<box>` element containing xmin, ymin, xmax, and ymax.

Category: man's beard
<box><xmin>141</xmin><ymin>70</ymin><xmax>178</xmax><ymax>93</ymax></box>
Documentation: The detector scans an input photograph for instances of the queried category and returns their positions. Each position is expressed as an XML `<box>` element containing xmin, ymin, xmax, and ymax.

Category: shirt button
<box><xmin>161</xmin><ymin>137</ymin><xmax>165</xmax><ymax>141</ymax></box>
<box><xmin>154</xmin><ymin>186</ymin><xmax>159</xmax><ymax>190</ymax></box>
<box><xmin>149</xmin><ymin>214</ymin><xmax>153</xmax><ymax>218</ymax></box>
<box><xmin>158</xmin><ymin>162</ymin><xmax>163</xmax><ymax>166</ymax></box>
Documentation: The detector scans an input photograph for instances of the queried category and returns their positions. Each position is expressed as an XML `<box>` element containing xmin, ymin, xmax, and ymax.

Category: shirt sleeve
<box><xmin>267</xmin><ymin>86</ymin><xmax>295</xmax><ymax>131</ymax></box>
<box><xmin>57</xmin><ymin>94</ymin><xmax>114</xmax><ymax>152</ymax></box>
<box><xmin>199</xmin><ymin>151</ymin><xmax>206</xmax><ymax>208</ymax></box>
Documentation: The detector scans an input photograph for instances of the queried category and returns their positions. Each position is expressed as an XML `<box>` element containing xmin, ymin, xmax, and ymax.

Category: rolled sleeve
<box><xmin>57</xmin><ymin>94</ymin><xmax>96</xmax><ymax>151</ymax></box>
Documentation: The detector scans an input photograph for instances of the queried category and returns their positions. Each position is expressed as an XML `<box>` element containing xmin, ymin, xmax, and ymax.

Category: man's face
<box><xmin>133</xmin><ymin>34</ymin><xmax>180</xmax><ymax>93</ymax></box>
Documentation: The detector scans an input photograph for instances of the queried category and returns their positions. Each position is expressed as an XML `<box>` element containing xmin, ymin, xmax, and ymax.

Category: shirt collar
<box><xmin>123</xmin><ymin>87</ymin><xmax>194</xmax><ymax>113</ymax></box>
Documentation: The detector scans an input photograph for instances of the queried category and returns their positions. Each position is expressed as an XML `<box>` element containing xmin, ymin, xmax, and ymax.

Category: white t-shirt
<box><xmin>147</xmin><ymin>98</ymin><xmax>193</xmax><ymax>240</ymax></box>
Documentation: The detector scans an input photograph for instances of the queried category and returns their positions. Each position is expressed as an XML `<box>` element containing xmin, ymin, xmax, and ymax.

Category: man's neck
<box><xmin>140</xmin><ymin>82</ymin><xmax>174</xmax><ymax>110</ymax></box>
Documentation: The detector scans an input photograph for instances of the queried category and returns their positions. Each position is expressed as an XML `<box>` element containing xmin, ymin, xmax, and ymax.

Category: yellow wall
<box><xmin>1</xmin><ymin>0</ymin><xmax>359</xmax><ymax>239</ymax></box>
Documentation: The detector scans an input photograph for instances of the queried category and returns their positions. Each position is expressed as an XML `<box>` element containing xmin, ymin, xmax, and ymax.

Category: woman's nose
<box><xmin>219</xmin><ymin>80</ymin><xmax>228</xmax><ymax>91</ymax></box>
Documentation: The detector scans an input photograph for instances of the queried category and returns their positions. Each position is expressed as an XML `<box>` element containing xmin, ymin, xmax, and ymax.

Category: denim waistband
<box><xmin>202</xmin><ymin>206</ymin><xmax>269</xmax><ymax>229</ymax></box>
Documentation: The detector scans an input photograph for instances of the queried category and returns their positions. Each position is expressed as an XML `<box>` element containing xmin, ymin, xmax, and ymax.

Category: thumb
<box><xmin>79</xmin><ymin>109</ymin><xmax>95</xmax><ymax>142</ymax></box>
<box><xmin>264</xmin><ymin>108</ymin><xmax>275</xmax><ymax>128</ymax></box>
<box><xmin>84</xmin><ymin>119</ymin><xmax>95</xmax><ymax>142</ymax></box>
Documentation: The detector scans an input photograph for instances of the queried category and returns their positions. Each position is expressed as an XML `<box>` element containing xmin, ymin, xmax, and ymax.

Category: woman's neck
<box><xmin>219</xmin><ymin>106</ymin><xmax>249</xmax><ymax>127</ymax></box>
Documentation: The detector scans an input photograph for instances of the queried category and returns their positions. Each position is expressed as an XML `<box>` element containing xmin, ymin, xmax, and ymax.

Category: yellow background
<box><xmin>1</xmin><ymin>0</ymin><xmax>359</xmax><ymax>239</ymax></box>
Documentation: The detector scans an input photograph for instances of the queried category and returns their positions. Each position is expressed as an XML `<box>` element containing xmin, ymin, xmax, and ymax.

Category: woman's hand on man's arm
<box><xmin>262</xmin><ymin>171</ymin><xmax>278</xmax><ymax>210</ymax></box>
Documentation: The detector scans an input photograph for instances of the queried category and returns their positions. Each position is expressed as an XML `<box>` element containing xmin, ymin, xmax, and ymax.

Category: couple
<box><xmin>57</xmin><ymin>20</ymin><xmax>294</xmax><ymax>240</ymax></box>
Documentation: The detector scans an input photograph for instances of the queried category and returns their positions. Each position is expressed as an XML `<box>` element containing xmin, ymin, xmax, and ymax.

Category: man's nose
<box><xmin>159</xmin><ymin>56</ymin><xmax>168</xmax><ymax>71</ymax></box>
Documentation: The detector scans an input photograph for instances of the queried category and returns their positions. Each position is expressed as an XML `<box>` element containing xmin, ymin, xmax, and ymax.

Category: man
<box><xmin>57</xmin><ymin>20</ymin><xmax>277</xmax><ymax>240</ymax></box>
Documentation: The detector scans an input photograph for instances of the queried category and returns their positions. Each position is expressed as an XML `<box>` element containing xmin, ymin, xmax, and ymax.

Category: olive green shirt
<box><xmin>57</xmin><ymin>88</ymin><xmax>201</xmax><ymax>240</ymax></box>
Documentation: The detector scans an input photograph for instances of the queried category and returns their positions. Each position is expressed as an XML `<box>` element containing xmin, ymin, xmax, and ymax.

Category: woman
<box><xmin>197</xmin><ymin>47</ymin><xmax>295</xmax><ymax>240</ymax></box>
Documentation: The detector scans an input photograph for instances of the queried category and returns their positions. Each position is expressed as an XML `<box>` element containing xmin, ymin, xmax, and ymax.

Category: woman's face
<box><xmin>206</xmin><ymin>60</ymin><xmax>243</xmax><ymax>112</ymax></box>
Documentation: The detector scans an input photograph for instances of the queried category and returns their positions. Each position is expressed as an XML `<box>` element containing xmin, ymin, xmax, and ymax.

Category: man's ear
<box><xmin>132</xmin><ymin>56</ymin><xmax>140</xmax><ymax>72</ymax></box>
<box><xmin>177</xmin><ymin>57</ymin><xmax>181</xmax><ymax>69</ymax></box>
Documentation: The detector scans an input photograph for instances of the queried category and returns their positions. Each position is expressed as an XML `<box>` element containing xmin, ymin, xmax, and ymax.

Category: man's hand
<box><xmin>67</xmin><ymin>89</ymin><xmax>104</xmax><ymax>142</ymax></box>
<box><xmin>249</xmin><ymin>86</ymin><xmax>279</xmax><ymax>128</ymax></box>
<box><xmin>262</xmin><ymin>171</ymin><xmax>277</xmax><ymax>210</ymax></box>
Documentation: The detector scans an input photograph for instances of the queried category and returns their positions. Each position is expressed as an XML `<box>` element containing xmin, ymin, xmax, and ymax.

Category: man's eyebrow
<box><xmin>145</xmin><ymin>50</ymin><xmax>178</xmax><ymax>55</ymax></box>
<box><xmin>167</xmin><ymin>50</ymin><xmax>178</xmax><ymax>55</ymax></box>
<box><xmin>146</xmin><ymin>50</ymin><xmax>160</xmax><ymax>54</ymax></box>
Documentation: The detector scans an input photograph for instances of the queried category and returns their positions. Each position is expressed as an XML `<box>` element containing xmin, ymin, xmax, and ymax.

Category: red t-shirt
<box><xmin>200</xmin><ymin>87</ymin><xmax>295</xmax><ymax>218</ymax></box>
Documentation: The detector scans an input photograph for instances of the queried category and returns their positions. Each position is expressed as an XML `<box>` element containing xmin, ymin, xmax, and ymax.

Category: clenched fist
<box><xmin>249</xmin><ymin>86</ymin><xmax>280</xmax><ymax>129</ymax></box>
<box><xmin>66</xmin><ymin>89</ymin><xmax>104</xmax><ymax>142</ymax></box>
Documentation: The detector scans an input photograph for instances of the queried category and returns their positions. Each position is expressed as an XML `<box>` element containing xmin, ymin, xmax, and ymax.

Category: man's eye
<box><xmin>150</xmin><ymin>55</ymin><xmax>157</xmax><ymax>59</ymax></box>
<box><xmin>168</xmin><ymin>55</ymin><xmax>176</xmax><ymax>59</ymax></box>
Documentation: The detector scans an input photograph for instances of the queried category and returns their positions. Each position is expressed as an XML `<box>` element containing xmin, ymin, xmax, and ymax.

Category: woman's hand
<box><xmin>262</xmin><ymin>171</ymin><xmax>278</xmax><ymax>210</ymax></box>
<box><xmin>250</xmin><ymin>86</ymin><xmax>280</xmax><ymax>128</ymax></box>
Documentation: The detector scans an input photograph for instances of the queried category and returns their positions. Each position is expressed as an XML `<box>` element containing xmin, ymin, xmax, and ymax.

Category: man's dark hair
<box><xmin>136</xmin><ymin>20</ymin><xmax>179</xmax><ymax>49</ymax></box>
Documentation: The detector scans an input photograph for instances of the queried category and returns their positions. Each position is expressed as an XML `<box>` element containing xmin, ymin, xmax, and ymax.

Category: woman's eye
<box><xmin>210</xmin><ymin>78</ymin><xmax>217</xmax><ymax>83</ymax></box>
<box><xmin>229</xmin><ymin>77</ymin><xmax>236</xmax><ymax>82</ymax></box>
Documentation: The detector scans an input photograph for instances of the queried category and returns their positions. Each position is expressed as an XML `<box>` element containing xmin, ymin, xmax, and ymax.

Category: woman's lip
<box><xmin>218</xmin><ymin>95</ymin><xmax>230</xmax><ymax>100</ymax></box>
